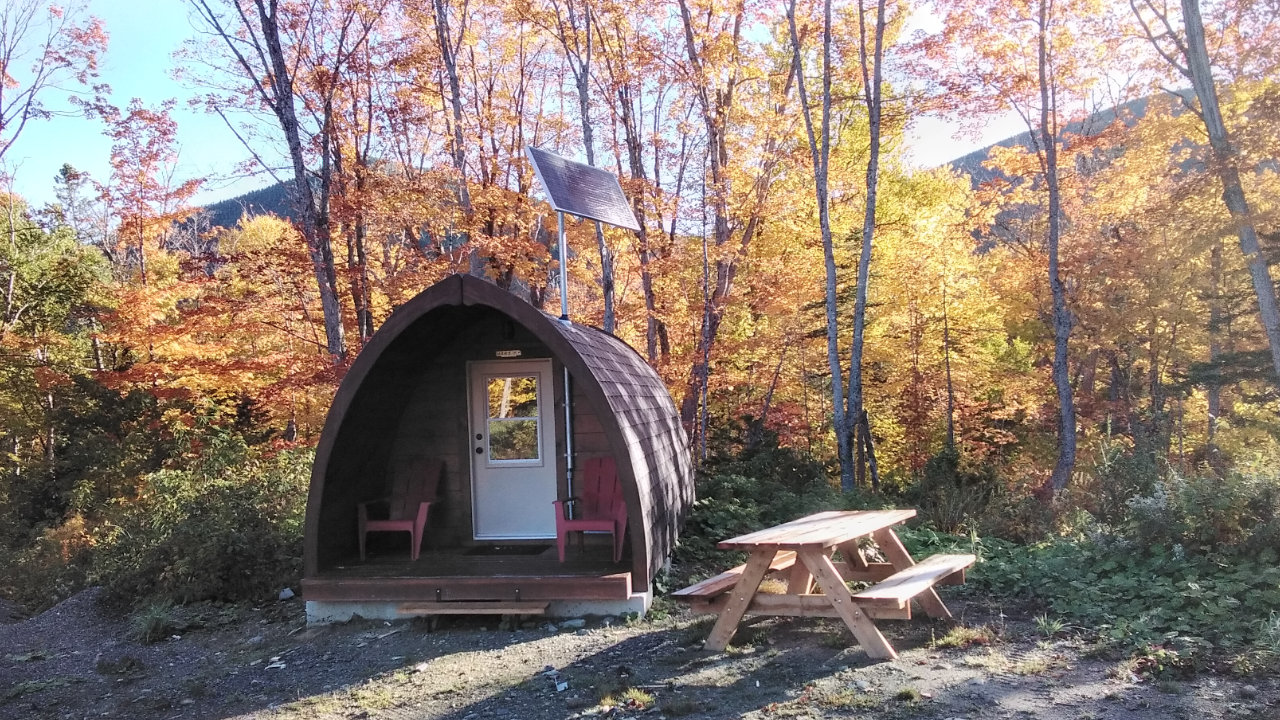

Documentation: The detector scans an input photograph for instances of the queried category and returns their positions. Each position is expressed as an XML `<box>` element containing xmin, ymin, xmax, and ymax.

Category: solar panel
<box><xmin>526</xmin><ymin>146</ymin><xmax>640</xmax><ymax>232</ymax></box>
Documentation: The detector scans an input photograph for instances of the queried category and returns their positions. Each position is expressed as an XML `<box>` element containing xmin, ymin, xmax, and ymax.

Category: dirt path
<box><xmin>1</xmin><ymin>589</ymin><xmax>1275</xmax><ymax>719</ymax></box>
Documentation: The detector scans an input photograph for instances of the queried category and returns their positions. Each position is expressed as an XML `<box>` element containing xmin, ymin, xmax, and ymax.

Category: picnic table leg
<box><xmin>798</xmin><ymin>548</ymin><xmax>897</xmax><ymax>660</ymax></box>
<box><xmin>837</xmin><ymin>540</ymin><xmax>869</xmax><ymax>570</ymax></box>
<box><xmin>786</xmin><ymin>562</ymin><xmax>814</xmax><ymax>594</ymax></box>
<box><xmin>704</xmin><ymin>550</ymin><xmax>776</xmax><ymax>652</ymax></box>
<box><xmin>872</xmin><ymin>528</ymin><xmax>952</xmax><ymax>620</ymax></box>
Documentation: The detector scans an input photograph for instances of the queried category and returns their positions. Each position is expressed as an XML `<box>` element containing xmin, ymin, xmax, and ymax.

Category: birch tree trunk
<box><xmin>187</xmin><ymin>0</ymin><xmax>357</xmax><ymax>361</ymax></box>
<box><xmin>1131</xmin><ymin>0</ymin><xmax>1280</xmax><ymax>384</ymax></box>
<box><xmin>1040</xmin><ymin>0</ymin><xmax>1076</xmax><ymax>491</ymax></box>
<box><xmin>432</xmin><ymin>0</ymin><xmax>479</xmax><ymax>275</ymax></box>
<box><xmin>847</xmin><ymin>0</ymin><xmax>887</xmax><ymax>490</ymax></box>
<box><xmin>1179</xmin><ymin>0</ymin><xmax>1280</xmax><ymax>383</ymax></box>
<box><xmin>787</xmin><ymin>0</ymin><xmax>853</xmax><ymax>490</ymax></box>
<box><xmin>256</xmin><ymin>0</ymin><xmax>345</xmax><ymax>361</ymax></box>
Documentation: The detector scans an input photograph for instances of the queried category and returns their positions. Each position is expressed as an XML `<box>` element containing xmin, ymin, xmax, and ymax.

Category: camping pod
<box><xmin>302</xmin><ymin>274</ymin><xmax>695</xmax><ymax>621</ymax></box>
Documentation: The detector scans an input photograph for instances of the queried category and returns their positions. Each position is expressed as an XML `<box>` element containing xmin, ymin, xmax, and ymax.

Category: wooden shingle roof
<box><xmin>549</xmin><ymin>320</ymin><xmax>695</xmax><ymax>584</ymax></box>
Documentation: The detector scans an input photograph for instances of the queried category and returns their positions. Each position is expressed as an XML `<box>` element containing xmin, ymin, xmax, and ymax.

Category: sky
<box><xmin>5</xmin><ymin>1</ymin><xmax>1025</xmax><ymax>213</ymax></box>
<box><xmin>5</xmin><ymin>2</ymin><xmax>253</xmax><ymax>210</ymax></box>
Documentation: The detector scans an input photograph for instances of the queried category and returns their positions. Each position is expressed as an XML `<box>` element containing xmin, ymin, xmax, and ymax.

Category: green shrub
<box><xmin>907</xmin><ymin>445</ymin><xmax>1002</xmax><ymax>533</ymax></box>
<box><xmin>0</xmin><ymin>514</ymin><xmax>96</xmax><ymax>611</ymax></box>
<box><xmin>92</xmin><ymin>431</ymin><xmax>312</xmax><ymax>606</ymax></box>
<box><xmin>1082</xmin><ymin>433</ymin><xmax>1161</xmax><ymax>525</ymax></box>
<box><xmin>677</xmin><ymin>433</ymin><xmax>839</xmax><ymax>569</ymax></box>
<box><xmin>1123</xmin><ymin>470</ymin><xmax>1280</xmax><ymax>553</ymax></box>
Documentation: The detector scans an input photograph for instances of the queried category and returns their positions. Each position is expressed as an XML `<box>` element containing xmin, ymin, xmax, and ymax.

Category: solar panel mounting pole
<box><xmin>557</xmin><ymin>210</ymin><xmax>569</xmax><ymax>322</ymax></box>
<box><xmin>557</xmin><ymin>209</ymin><xmax>574</xmax><ymax>516</ymax></box>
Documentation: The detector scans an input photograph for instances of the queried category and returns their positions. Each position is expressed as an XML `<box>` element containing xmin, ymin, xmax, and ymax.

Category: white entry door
<box><xmin>469</xmin><ymin>359</ymin><xmax>558</xmax><ymax>539</ymax></box>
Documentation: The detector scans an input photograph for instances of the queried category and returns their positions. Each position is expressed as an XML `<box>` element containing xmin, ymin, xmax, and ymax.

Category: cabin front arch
<box><xmin>302</xmin><ymin>274</ymin><xmax>693</xmax><ymax>620</ymax></box>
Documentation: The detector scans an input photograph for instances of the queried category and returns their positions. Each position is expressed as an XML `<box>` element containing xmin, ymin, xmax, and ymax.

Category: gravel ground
<box><xmin>1</xmin><ymin>588</ymin><xmax>1276</xmax><ymax>720</ymax></box>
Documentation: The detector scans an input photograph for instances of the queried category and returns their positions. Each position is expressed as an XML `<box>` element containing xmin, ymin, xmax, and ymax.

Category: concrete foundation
<box><xmin>305</xmin><ymin>589</ymin><xmax>652</xmax><ymax>625</ymax></box>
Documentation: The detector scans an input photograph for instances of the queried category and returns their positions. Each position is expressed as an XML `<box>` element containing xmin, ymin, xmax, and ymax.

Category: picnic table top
<box><xmin>717</xmin><ymin>509</ymin><xmax>916</xmax><ymax>551</ymax></box>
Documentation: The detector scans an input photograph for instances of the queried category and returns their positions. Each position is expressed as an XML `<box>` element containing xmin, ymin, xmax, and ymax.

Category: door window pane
<box><xmin>486</xmin><ymin>376</ymin><xmax>539</xmax><ymax>461</ymax></box>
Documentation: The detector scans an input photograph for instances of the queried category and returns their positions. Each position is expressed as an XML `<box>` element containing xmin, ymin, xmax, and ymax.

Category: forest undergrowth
<box><xmin>2</xmin><ymin>413</ymin><xmax>1278</xmax><ymax>680</ymax></box>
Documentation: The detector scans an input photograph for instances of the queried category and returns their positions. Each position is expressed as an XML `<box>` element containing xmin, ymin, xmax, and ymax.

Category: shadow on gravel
<box><xmin>425</xmin><ymin>617</ymin><xmax>910</xmax><ymax>720</ymax></box>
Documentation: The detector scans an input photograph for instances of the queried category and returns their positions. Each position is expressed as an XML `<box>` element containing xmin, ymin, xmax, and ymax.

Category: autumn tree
<box><xmin>185</xmin><ymin>0</ymin><xmax>391</xmax><ymax>361</ymax></box>
<box><xmin>101</xmin><ymin>99</ymin><xmax>201</xmax><ymax>287</ymax></box>
<box><xmin>0</xmin><ymin>193</ymin><xmax>108</xmax><ymax>482</ymax></box>
<box><xmin>787</xmin><ymin>0</ymin><xmax>854</xmax><ymax>485</ymax></box>
<box><xmin>1130</xmin><ymin>0</ymin><xmax>1280</xmax><ymax>386</ymax></box>
<box><xmin>0</xmin><ymin>0</ymin><xmax>107</xmax><ymax>166</ymax></box>
<box><xmin>45</xmin><ymin>163</ymin><xmax>107</xmax><ymax>245</ymax></box>
<box><xmin>589</xmin><ymin>0</ymin><xmax>695</xmax><ymax>365</ymax></box>
<box><xmin>927</xmin><ymin>0</ymin><xmax>1126</xmax><ymax>490</ymax></box>
<box><xmin>674</xmin><ymin>0</ymin><xmax>796</xmax><ymax>442</ymax></box>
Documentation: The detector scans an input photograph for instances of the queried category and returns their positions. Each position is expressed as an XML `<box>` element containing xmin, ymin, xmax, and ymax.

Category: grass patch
<box><xmin>893</xmin><ymin>687</ymin><xmax>922</xmax><ymax>703</ymax></box>
<box><xmin>933</xmin><ymin>624</ymin><xmax>997</xmax><ymax>649</ymax></box>
<box><xmin>351</xmin><ymin>683</ymin><xmax>396</xmax><ymax>710</ymax></box>
<box><xmin>129</xmin><ymin>600</ymin><xmax>181</xmax><ymax>644</ymax></box>
<box><xmin>1034</xmin><ymin>614</ymin><xmax>1067</xmax><ymax>637</ymax></box>
<box><xmin>602</xmin><ymin>687</ymin><xmax>655</xmax><ymax>710</ymax></box>
<box><xmin>820</xmin><ymin>689</ymin><xmax>881</xmax><ymax>709</ymax></box>
<box><xmin>963</xmin><ymin>648</ymin><xmax>1010</xmax><ymax>671</ymax></box>
<box><xmin>1010</xmin><ymin>655</ymin><xmax>1068</xmax><ymax>675</ymax></box>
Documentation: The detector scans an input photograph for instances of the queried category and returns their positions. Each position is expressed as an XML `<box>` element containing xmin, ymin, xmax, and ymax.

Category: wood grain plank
<box><xmin>703</xmin><ymin>550</ymin><xmax>777</xmax><ymax>651</ymax></box>
<box><xmin>871</xmin><ymin>527</ymin><xmax>916</xmax><ymax>569</ymax></box>
<box><xmin>671</xmin><ymin>551</ymin><xmax>798</xmax><ymax>599</ymax></box>
<box><xmin>785</xmin><ymin>561</ymin><xmax>814</xmax><ymax>595</ymax></box>
<box><xmin>837</xmin><ymin>539</ymin><xmax>869</xmax><ymax>570</ymax></box>
<box><xmin>834</xmin><ymin>562</ymin><xmax>897</xmax><ymax>583</ymax></box>
<box><xmin>718</xmin><ymin>510</ymin><xmax>916</xmax><ymax>551</ymax></box>
<box><xmin>852</xmin><ymin>553</ymin><xmax>974</xmax><ymax>620</ymax></box>
<box><xmin>687</xmin><ymin>594</ymin><xmax>911</xmax><ymax>621</ymax></box>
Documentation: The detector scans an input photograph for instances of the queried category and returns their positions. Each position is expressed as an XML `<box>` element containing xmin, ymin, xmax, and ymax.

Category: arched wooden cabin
<box><xmin>302</xmin><ymin>274</ymin><xmax>694</xmax><ymax>621</ymax></box>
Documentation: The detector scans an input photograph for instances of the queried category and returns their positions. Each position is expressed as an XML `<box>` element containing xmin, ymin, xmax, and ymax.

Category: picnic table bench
<box><xmin>672</xmin><ymin>509</ymin><xmax>974</xmax><ymax>660</ymax></box>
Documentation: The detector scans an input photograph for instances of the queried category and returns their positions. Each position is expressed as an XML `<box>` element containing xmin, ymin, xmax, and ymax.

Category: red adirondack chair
<box><xmin>553</xmin><ymin>456</ymin><xmax>628</xmax><ymax>563</ymax></box>
<box><xmin>358</xmin><ymin>458</ymin><xmax>443</xmax><ymax>561</ymax></box>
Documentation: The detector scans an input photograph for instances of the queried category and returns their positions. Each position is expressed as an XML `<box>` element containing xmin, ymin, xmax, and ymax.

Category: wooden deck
<box><xmin>303</xmin><ymin>542</ymin><xmax>633</xmax><ymax>603</ymax></box>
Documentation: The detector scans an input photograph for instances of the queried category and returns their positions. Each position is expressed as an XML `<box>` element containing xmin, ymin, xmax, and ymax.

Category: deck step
<box><xmin>672</xmin><ymin>551</ymin><xmax>798</xmax><ymax>600</ymax></box>
<box><xmin>397</xmin><ymin>601</ymin><xmax>550</xmax><ymax>615</ymax></box>
<box><xmin>852</xmin><ymin>553</ymin><xmax>976</xmax><ymax>606</ymax></box>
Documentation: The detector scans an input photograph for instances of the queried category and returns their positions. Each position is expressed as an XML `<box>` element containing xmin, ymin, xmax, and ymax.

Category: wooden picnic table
<box><xmin>673</xmin><ymin>509</ymin><xmax>975</xmax><ymax>660</ymax></box>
